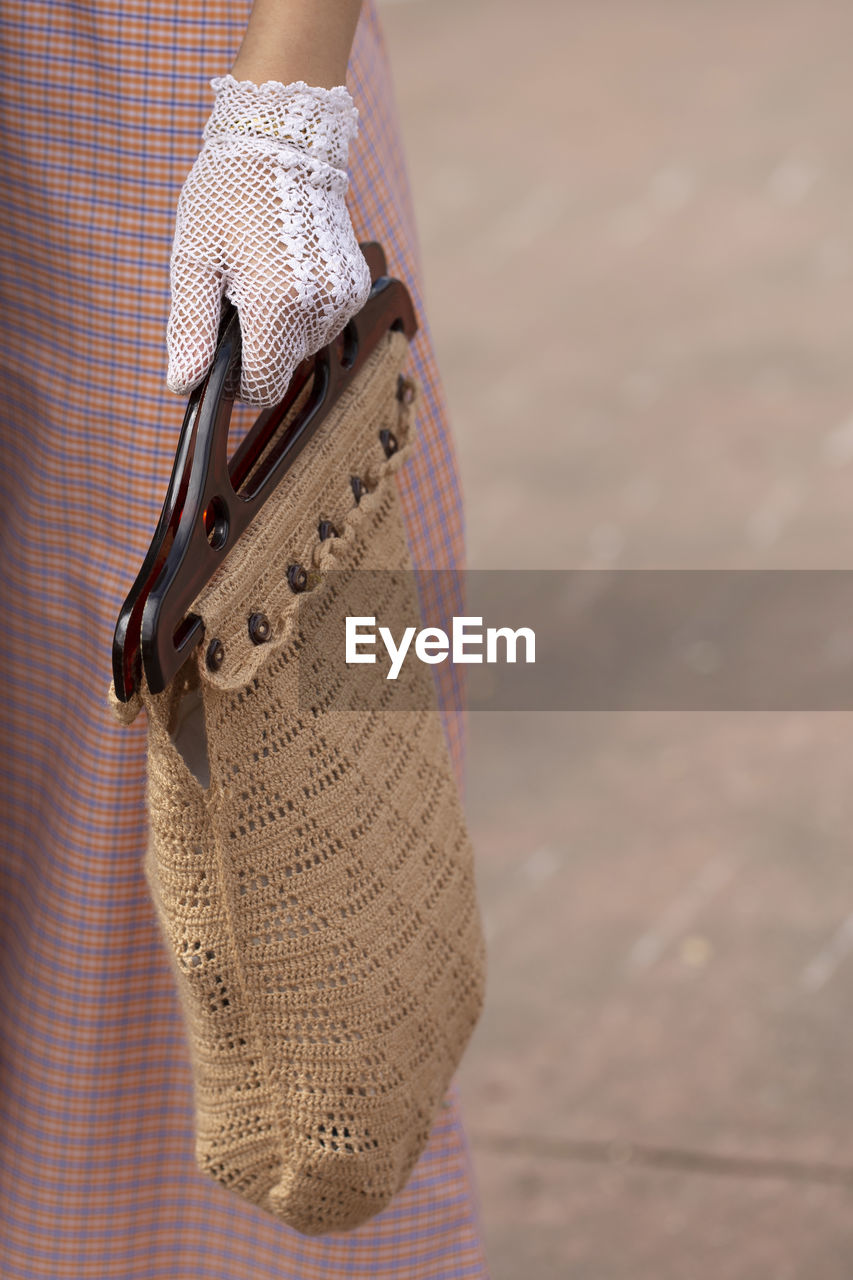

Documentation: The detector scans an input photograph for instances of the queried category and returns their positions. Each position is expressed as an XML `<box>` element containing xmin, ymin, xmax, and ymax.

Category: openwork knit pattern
<box><xmin>167</xmin><ymin>75</ymin><xmax>372</xmax><ymax>405</ymax></box>
<box><xmin>108</xmin><ymin>330</ymin><xmax>486</xmax><ymax>1236</ymax></box>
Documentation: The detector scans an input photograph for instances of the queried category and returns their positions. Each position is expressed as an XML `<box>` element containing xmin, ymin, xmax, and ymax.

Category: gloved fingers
<box><xmin>236</xmin><ymin>243</ymin><xmax>373</xmax><ymax>403</ymax></box>
<box><xmin>231</xmin><ymin>260</ymin><xmax>352</xmax><ymax>406</ymax></box>
<box><xmin>229</xmin><ymin>283</ymin><xmax>305</xmax><ymax>407</ymax></box>
<box><xmin>166</xmin><ymin>258</ymin><xmax>225</xmax><ymax>396</ymax></box>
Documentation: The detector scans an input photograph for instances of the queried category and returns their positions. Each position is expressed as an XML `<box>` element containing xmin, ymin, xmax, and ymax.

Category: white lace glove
<box><xmin>166</xmin><ymin>74</ymin><xmax>372</xmax><ymax>406</ymax></box>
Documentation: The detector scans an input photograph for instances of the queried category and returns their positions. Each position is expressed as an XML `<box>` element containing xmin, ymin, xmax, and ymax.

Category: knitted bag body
<box><xmin>107</xmin><ymin>329</ymin><xmax>486</xmax><ymax>1236</ymax></box>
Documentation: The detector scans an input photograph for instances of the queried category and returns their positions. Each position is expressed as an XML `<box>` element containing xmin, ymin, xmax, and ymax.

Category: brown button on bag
<box><xmin>107</xmin><ymin>265</ymin><xmax>486</xmax><ymax>1236</ymax></box>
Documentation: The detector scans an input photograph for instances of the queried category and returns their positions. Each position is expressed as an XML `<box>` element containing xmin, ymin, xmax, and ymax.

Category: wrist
<box><xmin>229</xmin><ymin>22</ymin><xmax>350</xmax><ymax>91</ymax></box>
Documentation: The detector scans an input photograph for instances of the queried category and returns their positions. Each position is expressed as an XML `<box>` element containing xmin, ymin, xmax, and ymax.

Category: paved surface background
<box><xmin>378</xmin><ymin>3</ymin><xmax>853</xmax><ymax>1276</ymax></box>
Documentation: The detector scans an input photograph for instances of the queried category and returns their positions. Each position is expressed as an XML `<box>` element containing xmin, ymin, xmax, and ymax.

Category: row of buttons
<box><xmin>204</xmin><ymin>423</ymin><xmax>402</xmax><ymax>673</ymax></box>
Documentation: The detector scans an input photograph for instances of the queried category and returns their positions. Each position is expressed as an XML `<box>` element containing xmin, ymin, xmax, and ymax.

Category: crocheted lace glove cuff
<box><xmin>203</xmin><ymin>74</ymin><xmax>359</xmax><ymax>167</ymax></box>
<box><xmin>166</xmin><ymin>74</ymin><xmax>371</xmax><ymax>406</ymax></box>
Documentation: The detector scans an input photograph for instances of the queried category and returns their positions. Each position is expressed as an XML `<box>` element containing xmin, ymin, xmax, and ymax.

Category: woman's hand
<box><xmin>166</xmin><ymin>73</ymin><xmax>371</xmax><ymax>406</ymax></box>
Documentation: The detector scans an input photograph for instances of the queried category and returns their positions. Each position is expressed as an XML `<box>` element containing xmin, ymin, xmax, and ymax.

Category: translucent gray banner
<box><xmin>294</xmin><ymin>570</ymin><xmax>853</xmax><ymax>711</ymax></box>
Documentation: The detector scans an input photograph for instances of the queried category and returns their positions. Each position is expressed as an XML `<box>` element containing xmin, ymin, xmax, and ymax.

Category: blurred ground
<box><xmin>378</xmin><ymin>1</ymin><xmax>853</xmax><ymax>1277</ymax></box>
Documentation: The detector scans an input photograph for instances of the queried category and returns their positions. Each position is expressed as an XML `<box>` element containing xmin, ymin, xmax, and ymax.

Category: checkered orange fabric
<box><xmin>0</xmin><ymin>2</ymin><xmax>486</xmax><ymax>1276</ymax></box>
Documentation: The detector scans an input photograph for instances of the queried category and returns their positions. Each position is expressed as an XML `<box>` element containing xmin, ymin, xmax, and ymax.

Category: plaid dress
<box><xmin>0</xmin><ymin>2</ymin><xmax>488</xmax><ymax>1276</ymax></box>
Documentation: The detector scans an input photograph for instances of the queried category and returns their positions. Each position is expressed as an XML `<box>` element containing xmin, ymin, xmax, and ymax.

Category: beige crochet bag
<box><xmin>107</xmin><ymin>327</ymin><xmax>486</xmax><ymax>1235</ymax></box>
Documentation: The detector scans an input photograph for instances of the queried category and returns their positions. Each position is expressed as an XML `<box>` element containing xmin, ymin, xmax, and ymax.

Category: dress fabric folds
<box><xmin>0</xmin><ymin>2</ymin><xmax>488</xmax><ymax>1276</ymax></box>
